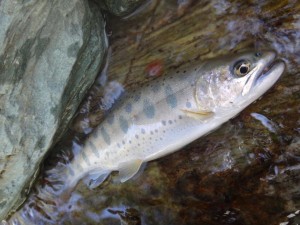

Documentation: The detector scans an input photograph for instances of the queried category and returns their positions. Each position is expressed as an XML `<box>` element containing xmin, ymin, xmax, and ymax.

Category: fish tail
<box><xmin>46</xmin><ymin>141</ymin><xmax>86</xmax><ymax>191</ymax></box>
<box><xmin>45</xmin><ymin>159</ymin><xmax>80</xmax><ymax>195</ymax></box>
<box><xmin>46</xmin><ymin>160</ymin><xmax>112</xmax><ymax>193</ymax></box>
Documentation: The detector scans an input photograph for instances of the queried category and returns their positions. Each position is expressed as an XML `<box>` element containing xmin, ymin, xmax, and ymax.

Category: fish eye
<box><xmin>233</xmin><ymin>60</ymin><xmax>251</xmax><ymax>77</ymax></box>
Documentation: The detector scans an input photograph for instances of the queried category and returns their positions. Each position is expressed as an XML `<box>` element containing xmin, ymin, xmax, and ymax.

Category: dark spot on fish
<box><xmin>135</xmin><ymin>134</ymin><xmax>139</xmax><ymax>139</ymax></box>
<box><xmin>141</xmin><ymin>128</ymin><xmax>146</xmax><ymax>134</ymax></box>
<box><xmin>168</xmin><ymin>120</ymin><xmax>173</xmax><ymax>124</ymax></box>
<box><xmin>122</xmin><ymin>140</ymin><xmax>125</xmax><ymax>145</ymax></box>
<box><xmin>81</xmin><ymin>151</ymin><xmax>91</xmax><ymax>166</ymax></box>
<box><xmin>179</xmin><ymin>115</ymin><xmax>183</xmax><ymax>119</ymax></box>
<box><xmin>186</xmin><ymin>101</ymin><xmax>192</xmax><ymax>108</ymax></box>
<box><xmin>151</xmin><ymin>84</ymin><xmax>161</xmax><ymax>92</ymax></box>
<box><xmin>93</xmin><ymin>129</ymin><xmax>99</xmax><ymax>138</ymax></box>
<box><xmin>100</xmin><ymin>127</ymin><xmax>111</xmax><ymax>145</ymax></box>
<box><xmin>162</xmin><ymin>120</ymin><xmax>166</xmax><ymax>126</ymax></box>
<box><xmin>134</xmin><ymin>93</ymin><xmax>141</xmax><ymax>102</ymax></box>
<box><xmin>119</xmin><ymin>116</ymin><xmax>129</xmax><ymax>133</ymax></box>
<box><xmin>107</xmin><ymin>113</ymin><xmax>115</xmax><ymax>124</ymax></box>
<box><xmin>143</xmin><ymin>99</ymin><xmax>155</xmax><ymax>119</ymax></box>
<box><xmin>125</xmin><ymin>103</ymin><xmax>132</xmax><ymax>113</ymax></box>
<box><xmin>88</xmin><ymin>141</ymin><xmax>99</xmax><ymax>158</ymax></box>
<box><xmin>165</xmin><ymin>84</ymin><xmax>177</xmax><ymax>108</ymax></box>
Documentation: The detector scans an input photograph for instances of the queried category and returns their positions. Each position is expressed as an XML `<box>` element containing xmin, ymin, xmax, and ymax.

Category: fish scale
<box><xmin>55</xmin><ymin>51</ymin><xmax>284</xmax><ymax>190</ymax></box>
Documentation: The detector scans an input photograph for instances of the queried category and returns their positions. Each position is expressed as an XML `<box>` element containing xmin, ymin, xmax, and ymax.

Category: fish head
<box><xmin>195</xmin><ymin>51</ymin><xmax>285</xmax><ymax>113</ymax></box>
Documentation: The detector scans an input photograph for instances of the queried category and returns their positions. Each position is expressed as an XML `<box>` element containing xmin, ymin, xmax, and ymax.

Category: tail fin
<box><xmin>45</xmin><ymin>140</ymin><xmax>84</xmax><ymax>194</ymax></box>
<box><xmin>46</xmin><ymin>158</ymin><xmax>112</xmax><ymax>192</ymax></box>
<box><xmin>45</xmin><ymin>159</ymin><xmax>76</xmax><ymax>195</ymax></box>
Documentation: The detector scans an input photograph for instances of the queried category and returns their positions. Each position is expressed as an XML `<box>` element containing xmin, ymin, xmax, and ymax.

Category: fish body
<box><xmin>59</xmin><ymin>51</ymin><xmax>285</xmax><ymax>189</ymax></box>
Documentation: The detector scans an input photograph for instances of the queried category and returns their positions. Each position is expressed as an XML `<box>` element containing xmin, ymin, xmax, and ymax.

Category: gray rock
<box><xmin>97</xmin><ymin>0</ymin><xmax>146</xmax><ymax>16</ymax></box>
<box><xmin>0</xmin><ymin>0</ymin><xmax>107</xmax><ymax>220</ymax></box>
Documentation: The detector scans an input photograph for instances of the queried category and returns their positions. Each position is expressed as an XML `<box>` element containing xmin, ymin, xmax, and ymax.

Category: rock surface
<box><xmin>0</xmin><ymin>0</ymin><xmax>107</xmax><ymax>220</ymax></box>
<box><xmin>96</xmin><ymin>0</ymin><xmax>146</xmax><ymax>17</ymax></box>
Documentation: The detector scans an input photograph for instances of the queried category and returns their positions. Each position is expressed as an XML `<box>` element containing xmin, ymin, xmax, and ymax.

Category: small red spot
<box><xmin>145</xmin><ymin>59</ymin><xmax>164</xmax><ymax>77</ymax></box>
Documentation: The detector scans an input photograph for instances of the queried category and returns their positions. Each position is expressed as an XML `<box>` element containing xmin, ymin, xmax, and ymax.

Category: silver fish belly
<box><xmin>62</xmin><ymin>51</ymin><xmax>285</xmax><ymax>189</ymax></box>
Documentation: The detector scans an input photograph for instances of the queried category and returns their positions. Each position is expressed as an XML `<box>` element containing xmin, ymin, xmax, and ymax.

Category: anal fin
<box><xmin>181</xmin><ymin>109</ymin><xmax>214</xmax><ymax>121</ymax></box>
<box><xmin>83</xmin><ymin>169</ymin><xmax>111</xmax><ymax>189</ymax></box>
<box><xmin>117</xmin><ymin>159</ymin><xmax>144</xmax><ymax>183</ymax></box>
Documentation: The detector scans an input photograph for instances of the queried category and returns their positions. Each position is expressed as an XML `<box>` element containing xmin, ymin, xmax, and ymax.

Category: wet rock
<box><xmin>0</xmin><ymin>0</ymin><xmax>107</xmax><ymax>220</ymax></box>
<box><xmin>96</xmin><ymin>0</ymin><xmax>146</xmax><ymax>17</ymax></box>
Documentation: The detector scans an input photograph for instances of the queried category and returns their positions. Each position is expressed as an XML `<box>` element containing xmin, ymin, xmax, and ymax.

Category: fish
<box><xmin>50</xmin><ymin>51</ymin><xmax>285</xmax><ymax>190</ymax></box>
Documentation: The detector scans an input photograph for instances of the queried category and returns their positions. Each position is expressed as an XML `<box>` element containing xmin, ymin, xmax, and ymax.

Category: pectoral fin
<box><xmin>117</xmin><ymin>159</ymin><xmax>144</xmax><ymax>183</ymax></box>
<box><xmin>181</xmin><ymin>109</ymin><xmax>214</xmax><ymax>121</ymax></box>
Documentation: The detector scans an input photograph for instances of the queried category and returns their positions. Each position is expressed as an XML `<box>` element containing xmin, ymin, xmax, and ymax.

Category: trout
<box><xmin>51</xmin><ymin>51</ymin><xmax>285</xmax><ymax>190</ymax></box>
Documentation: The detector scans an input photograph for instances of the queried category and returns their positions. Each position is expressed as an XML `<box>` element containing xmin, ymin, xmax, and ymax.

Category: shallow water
<box><xmin>5</xmin><ymin>0</ymin><xmax>300</xmax><ymax>224</ymax></box>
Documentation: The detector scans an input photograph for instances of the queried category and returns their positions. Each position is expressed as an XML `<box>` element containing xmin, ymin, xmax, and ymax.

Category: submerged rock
<box><xmin>0</xmin><ymin>0</ymin><xmax>107</xmax><ymax>220</ymax></box>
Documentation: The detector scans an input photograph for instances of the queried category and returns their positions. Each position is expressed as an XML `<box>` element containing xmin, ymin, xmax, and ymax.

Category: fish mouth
<box><xmin>242</xmin><ymin>51</ymin><xmax>278</xmax><ymax>96</ymax></box>
<box><xmin>255</xmin><ymin>51</ymin><xmax>276</xmax><ymax>82</ymax></box>
<box><xmin>261</xmin><ymin>61</ymin><xmax>276</xmax><ymax>76</ymax></box>
<box><xmin>255</xmin><ymin>60</ymin><xmax>285</xmax><ymax>86</ymax></box>
<box><xmin>250</xmin><ymin>54</ymin><xmax>285</xmax><ymax>100</ymax></box>
<box><xmin>256</xmin><ymin>54</ymin><xmax>279</xmax><ymax>83</ymax></box>
<box><xmin>238</xmin><ymin>51</ymin><xmax>284</xmax><ymax>108</ymax></box>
